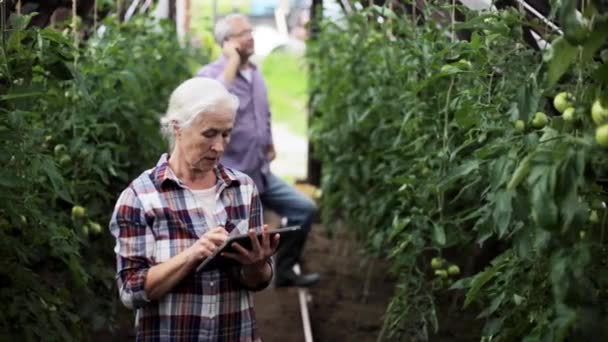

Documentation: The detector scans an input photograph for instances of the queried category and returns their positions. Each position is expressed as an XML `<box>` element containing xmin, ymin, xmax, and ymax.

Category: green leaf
<box><xmin>511</xmin><ymin>76</ymin><xmax>539</xmax><ymax>122</ymax></box>
<box><xmin>492</xmin><ymin>191</ymin><xmax>513</xmax><ymax>238</ymax></box>
<box><xmin>545</xmin><ymin>37</ymin><xmax>579</xmax><ymax>87</ymax></box>
<box><xmin>531</xmin><ymin>171</ymin><xmax>559</xmax><ymax>231</ymax></box>
<box><xmin>506</xmin><ymin>153</ymin><xmax>533</xmax><ymax>191</ymax></box>
<box><xmin>559</xmin><ymin>0</ymin><xmax>591</xmax><ymax>46</ymax></box>
<box><xmin>477</xmin><ymin>291</ymin><xmax>506</xmax><ymax>319</ymax></box>
<box><xmin>464</xmin><ymin>262</ymin><xmax>504</xmax><ymax>308</ymax></box>
<box><xmin>592</xmin><ymin>63</ymin><xmax>608</xmax><ymax>83</ymax></box>
<box><xmin>437</xmin><ymin>160</ymin><xmax>479</xmax><ymax>191</ymax></box>
<box><xmin>432</xmin><ymin>223</ymin><xmax>446</xmax><ymax>246</ymax></box>
<box><xmin>38</xmin><ymin>156</ymin><xmax>73</xmax><ymax>203</ymax></box>
<box><xmin>582</xmin><ymin>17</ymin><xmax>608</xmax><ymax>60</ymax></box>
<box><xmin>513</xmin><ymin>294</ymin><xmax>525</xmax><ymax>306</ymax></box>
<box><xmin>482</xmin><ymin>317</ymin><xmax>506</xmax><ymax>338</ymax></box>
<box><xmin>0</xmin><ymin>92</ymin><xmax>45</xmax><ymax>101</ymax></box>
<box><xmin>454</xmin><ymin>104</ymin><xmax>479</xmax><ymax>128</ymax></box>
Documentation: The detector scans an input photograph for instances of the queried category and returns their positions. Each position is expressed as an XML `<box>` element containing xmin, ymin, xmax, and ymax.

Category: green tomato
<box><xmin>514</xmin><ymin>120</ymin><xmax>526</xmax><ymax>132</ymax></box>
<box><xmin>456</xmin><ymin>59</ymin><xmax>472</xmax><ymax>70</ymax></box>
<box><xmin>592</xmin><ymin>99</ymin><xmax>608</xmax><ymax>125</ymax></box>
<box><xmin>434</xmin><ymin>269</ymin><xmax>448</xmax><ymax>278</ymax></box>
<box><xmin>601</xmin><ymin>49</ymin><xmax>608</xmax><ymax>63</ymax></box>
<box><xmin>88</xmin><ymin>221</ymin><xmax>102</xmax><ymax>234</ymax></box>
<box><xmin>431</xmin><ymin>257</ymin><xmax>444</xmax><ymax>270</ymax></box>
<box><xmin>589</xmin><ymin>210</ymin><xmax>599</xmax><ymax>224</ymax></box>
<box><xmin>53</xmin><ymin>144</ymin><xmax>67</xmax><ymax>156</ymax></box>
<box><xmin>562</xmin><ymin>107</ymin><xmax>576</xmax><ymax>122</ymax></box>
<box><xmin>71</xmin><ymin>205</ymin><xmax>86</xmax><ymax>219</ymax></box>
<box><xmin>596</xmin><ymin>124</ymin><xmax>608</xmax><ymax>148</ymax></box>
<box><xmin>553</xmin><ymin>92</ymin><xmax>573</xmax><ymax>113</ymax></box>
<box><xmin>531</xmin><ymin>112</ymin><xmax>548</xmax><ymax>128</ymax></box>
<box><xmin>440</xmin><ymin>65</ymin><xmax>453</xmax><ymax>73</ymax></box>
<box><xmin>563</xmin><ymin>14</ymin><xmax>591</xmax><ymax>46</ymax></box>
<box><xmin>58</xmin><ymin>154</ymin><xmax>72</xmax><ymax>166</ymax></box>
<box><xmin>447</xmin><ymin>265</ymin><xmax>461</xmax><ymax>276</ymax></box>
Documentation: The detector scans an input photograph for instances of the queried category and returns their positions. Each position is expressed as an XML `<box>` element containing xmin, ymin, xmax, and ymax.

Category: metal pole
<box><xmin>0</xmin><ymin>0</ymin><xmax>5</xmax><ymax>49</ymax></box>
<box><xmin>211</xmin><ymin>0</ymin><xmax>218</xmax><ymax>30</ymax></box>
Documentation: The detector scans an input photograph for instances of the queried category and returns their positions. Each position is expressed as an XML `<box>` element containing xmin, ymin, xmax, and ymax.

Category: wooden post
<box><xmin>176</xmin><ymin>0</ymin><xmax>191</xmax><ymax>46</ymax></box>
<box><xmin>1</xmin><ymin>0</ymin><xmax>5</xmax><ymax>49</ymax></box>
<box><xmin>117</xmin><ymin>0</ymin><xmax>122</xmax><ymax>21</ymax></box>
<box><xmin>93</xmin><ymin>0</ymin><xmax>97</xmax><ymax>33</ymax></box>
<box><xmin>306</xmin><ymin>0</ymin><xmax>324</xmax><ymax>187</ymax></box>
<box><xmin>73</xmin><ymin>0</ymin><xmax>78</xmax><ymax>46</ymax></box>
<box><xmin>185</xmin><ymin>0</ymin><xmax>190</xmax><ymax>33</ymax></box>
<box><xmin>169</xmin><ymin>0</ymin><xmax>176</xmax><ymax>22</ymax></box>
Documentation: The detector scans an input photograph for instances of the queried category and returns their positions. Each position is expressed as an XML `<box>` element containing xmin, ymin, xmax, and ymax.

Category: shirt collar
<box><xmin>217</xmin><ymin>55</ymin><xmax>257</xmax><ymax>71</ymax></box>
<box><xmin>152</xmin><ymin>153</ymin><xmax>240</xmax><ymax>189</ymax></box>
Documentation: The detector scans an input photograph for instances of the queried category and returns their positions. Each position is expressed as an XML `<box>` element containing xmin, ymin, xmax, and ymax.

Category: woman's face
<box><xmin>174</xmin><ymin>106</ymin><xmax>234</xmax><ymax>173</ymax></box>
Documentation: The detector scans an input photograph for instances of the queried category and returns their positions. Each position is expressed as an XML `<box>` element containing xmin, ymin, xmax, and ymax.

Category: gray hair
<box><xmin>214</xmin><ymin>13</ymin><xmax>248</xmax><ymax>45</ymax></box>
<box><xmin>160</xmin><ymin>77</ymin><xmax>239</xmax><ymax>150</ymax></box>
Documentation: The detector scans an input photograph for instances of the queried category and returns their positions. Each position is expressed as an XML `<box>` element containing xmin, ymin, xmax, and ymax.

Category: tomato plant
<box><xmin>309</xmin><ymin>1</ymin><xmax>608</xmax><ymax>340</ymax></box>
<box><xmin>0</xmin><ymin>13</ymin><xmax>203</xmax><ymax>339</ymax></box>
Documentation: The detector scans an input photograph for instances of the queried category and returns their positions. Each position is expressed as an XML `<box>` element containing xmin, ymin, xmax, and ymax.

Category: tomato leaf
<box><xmin>545</xmin><ymin>37</ymin><xmax>578</xmax><ymax>87</ymax></box>
<box><xmin>582</xmin><ymin>17</ymin><xmax>608</xmax><ymax>61</ymax></box>
<box><xmin>432</xmin><ymin>223</ymin><xmax>446</xmax><ymax>246</ymax></box>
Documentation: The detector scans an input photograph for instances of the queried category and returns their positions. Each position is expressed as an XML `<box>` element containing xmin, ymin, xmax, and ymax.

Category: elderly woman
<box><xmin>109</xmin><ymin>77</ymin><xmax>279</xmax><ymax>341</ymax></box>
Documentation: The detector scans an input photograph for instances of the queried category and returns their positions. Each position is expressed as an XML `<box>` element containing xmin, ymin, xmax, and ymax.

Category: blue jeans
<box><xmin>260</xmin><ymin>173</ymin><xmax>317</xmax><ymax>276</ymax></box>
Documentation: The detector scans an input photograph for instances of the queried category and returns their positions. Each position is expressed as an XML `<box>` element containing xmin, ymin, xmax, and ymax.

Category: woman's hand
<box><xmin>187</xmin><ymin>227</ymin><xmax>229</xmax><ymax>263</ymax></box>
<box><xmin>222</xmin><ymin>224</ymin><xmax>280</xmax><ymax>268</ymax></box>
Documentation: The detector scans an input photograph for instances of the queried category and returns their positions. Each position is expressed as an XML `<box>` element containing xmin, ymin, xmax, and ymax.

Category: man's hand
<box><xmin>223</xmin><ymin>41</ymin><xmax>241</xmax><ymax>62</ymax></box>
<box><xmin>267</xmin><ymin>144</ymin><xmax>276</xmax><ymax>162</ymax></box>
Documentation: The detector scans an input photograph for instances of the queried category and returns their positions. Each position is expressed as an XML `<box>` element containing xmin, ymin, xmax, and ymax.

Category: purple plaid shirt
<box><xmin>109</xmin><ymin>154</ymin><xmax>265</xmax><ymax>341</ymax></box>
<box><xmin>197</xmin><ymin>57</ymin><xmax>273</xmax><ymax>193</ymax></box>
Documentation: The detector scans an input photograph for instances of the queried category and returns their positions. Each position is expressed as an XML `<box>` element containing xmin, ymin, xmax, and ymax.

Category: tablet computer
<box><xmin>196</xmin><ymin>225</ymin><xmax>301</xmax><ymax>272</ymax></box>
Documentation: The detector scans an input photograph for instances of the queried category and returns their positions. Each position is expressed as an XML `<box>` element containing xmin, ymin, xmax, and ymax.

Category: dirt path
<box><xmin>254</xmin><ymin>218</ymin><xmax>394</xmax><ymax>342</ymax></box>
<box><xmin>270</xmin><ymin>123</ymin><xmax>308</xmax><ymax>182</ymax></box>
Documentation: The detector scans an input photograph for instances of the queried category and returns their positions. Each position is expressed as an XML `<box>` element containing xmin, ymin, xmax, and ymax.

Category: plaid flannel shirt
<box><xmin>109</xmin><ymin>154</ymin><xmax>266</xmax><ymax>341</ymax></box>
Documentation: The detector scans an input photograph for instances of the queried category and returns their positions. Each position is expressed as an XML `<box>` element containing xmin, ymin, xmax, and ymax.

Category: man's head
<box><xmin>160</xmin><ymin>78</ymin><xmax>239</xmax><ymax>172</ymax></box>
<box><xmin>214</xmin><ymin>14</ymin><xmax>255</xmax><ymax>60</ymax></box>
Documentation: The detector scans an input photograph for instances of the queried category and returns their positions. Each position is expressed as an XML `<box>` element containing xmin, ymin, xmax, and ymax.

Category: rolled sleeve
<box><xmin>233</xmin><ymin>259</ymin><xmax>273</xmax><ymax>292</ymax></box>
<box><xmin>109</xmin><ymin>188</ymin><xmax>154</xmax><ymax>310</ymax></box>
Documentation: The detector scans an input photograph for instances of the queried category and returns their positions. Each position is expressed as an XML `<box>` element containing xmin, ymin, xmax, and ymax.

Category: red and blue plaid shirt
<box><xmin>109</xmin><ymin>154</ymin><xmax>265</xmax><ymax>341</ymax></box>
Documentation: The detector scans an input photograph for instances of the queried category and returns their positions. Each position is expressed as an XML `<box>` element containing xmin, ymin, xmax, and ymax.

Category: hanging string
<box><xmin>16</xmin><ymin>0</ymin><xmax>20</xmax><ymax>15</ymax></box>
<box><xmin>72</xmin><ymin>0</ymin><xmax>79</xmax><ymax>67</ymax></box>
<box><xmin>93</xmin><ymin>0</ymin><xmax>98</xmax><ymax>35</ymax></box>
<box><xmin>451</xmin><ymin>0</ymin><xmax>455</xmax><ymax>41</ymax></box>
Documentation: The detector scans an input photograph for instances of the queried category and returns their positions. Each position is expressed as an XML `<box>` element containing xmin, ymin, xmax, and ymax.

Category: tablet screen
<box><xmin>196</xmin><ymin>225</ymin><xmax>301</xmax><ymax>272</ymax></box>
